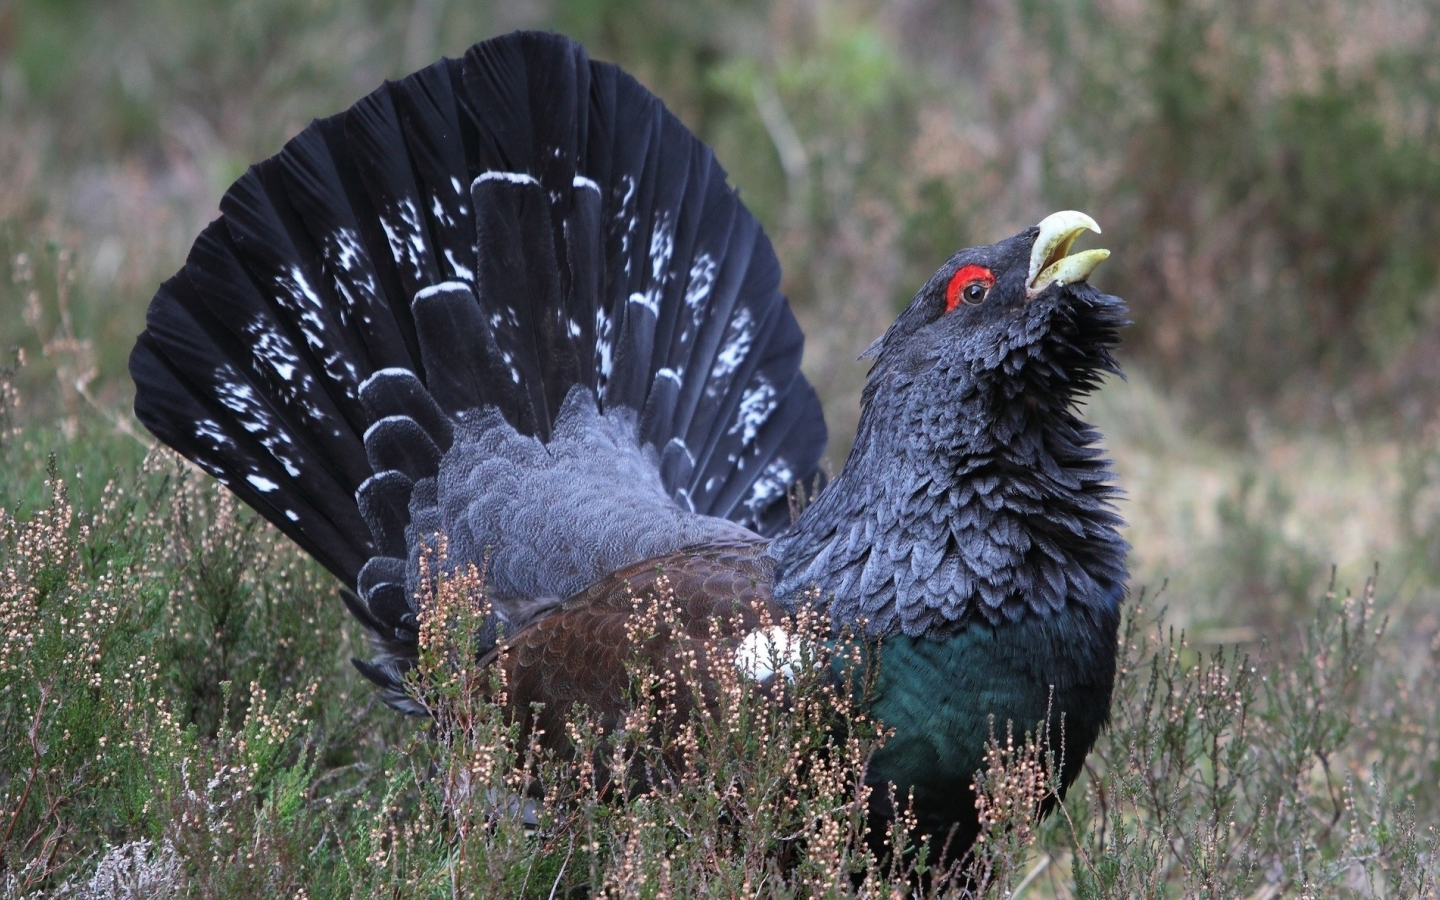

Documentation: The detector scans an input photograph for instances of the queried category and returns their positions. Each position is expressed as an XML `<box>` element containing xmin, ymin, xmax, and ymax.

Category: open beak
<box><xmin>1027</xmin><ymin>210</ymin><xmax>1110</xmax><ymax>298</ymax></box>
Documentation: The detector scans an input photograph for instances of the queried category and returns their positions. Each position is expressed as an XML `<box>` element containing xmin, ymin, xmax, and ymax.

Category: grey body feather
<box><xmin>410</xmin><ymin>387</ymin><xmax>756</xmax><ymax>626</ymax></box>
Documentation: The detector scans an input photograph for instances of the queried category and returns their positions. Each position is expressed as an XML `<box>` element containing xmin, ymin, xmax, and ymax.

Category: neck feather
<box><xmin>769</xmin><ymin>323</ymin><xmax>1128</xmax><ymax>638</ymax></box>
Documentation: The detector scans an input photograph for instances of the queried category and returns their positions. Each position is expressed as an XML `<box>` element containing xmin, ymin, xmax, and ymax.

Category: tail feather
<box><xmin>349</xmin><ymin>85</ymin><xmax>456</xmax><ymax>301</ymax></box>
<box><xmin>218</xmin><ymin>169</ymin><xmax>372</xmax><ymax>439</ymax></box>
<box><xmin>181</xmin><ymin>219</ymin><xmax>376</xmax><ymax>527</ymax></box>
<box><xmin>308</xmin><ymin>115</ymin><xmax>428</xmax><ymax>368</ymax></box>
<box><xmin>277</xmin><ymin>128</ymin><xmax>416</xmax><ymax>372</ymax></box>
<box><xmin>645</xmin><ymin>144</ymin><xmax>713</xmax><ymax>395</ymax></box>
<box><xmin>562</xmin><ymin>180</ymin><xmax>604</xmax><ymax>391</ymax></box>
<box><xmin>132</xmin><ymin>295</ymin><xmax>371</xmax><ymax>582</ymax></box>
<box><xmin>357</xmin><ymin>470</ymin><xmax>413</xmax><ymax>558</ymax></box>
<box><xmin>390</xmin><ymin>61</ymin><xmax>476</xmax><ymax>288</ymax></box>
<box><xmin>670</xmin><ymin>200</ymin><xmax>757</xmax><ymax>451</ymax></box>
<box><xmin>363</xmin><ymin>417</ymin><xmax>441</xmax><ymax>481</ymax></box>
<box><xmin>471</xmin><ymin>174</ymin><xmax>567</xmax><ymax>436</ymax></box>
<box><xmin>359</xmin><ymin>368</ymin><xmax>454</xmax><ymax>451</ymax></box>
<box><xmin>130</xmin><ymin>31</ymin><xmax>829</xmax><ymax>710</ymax></box>
<box><xmin>409</xmin><ymin>282</ymin><xmax>497</xmax><ymax>414</ymax></box>
<box><xmin>712</xmin><ymin>383</ymin><xmax>827</xmax><ymax>534</ymax></box>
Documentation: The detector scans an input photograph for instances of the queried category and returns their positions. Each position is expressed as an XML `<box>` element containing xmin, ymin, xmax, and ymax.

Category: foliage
<box><xmin>1055</xmin><ymin>582</ymin><xmax>1440</xmax><ymax>897</ymax></box>
<box><xmin>1</xmin><ymin>366</ymin><xmax>1437</xmax><ymax>896</ymax></box>
<box><xmin>2</xmin><ymin>0</ymin><xmax>1439</xmax><ymax>896</ymax></box>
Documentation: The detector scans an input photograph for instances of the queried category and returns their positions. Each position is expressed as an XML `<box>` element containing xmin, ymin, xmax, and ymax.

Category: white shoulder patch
<box><xmin>735</xmin><ymin>626</ymin><xmax>804</xmax><ymax>681</ymax></box>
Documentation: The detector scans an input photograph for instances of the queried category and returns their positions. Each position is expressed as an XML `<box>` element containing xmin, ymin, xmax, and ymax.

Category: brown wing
<box><xmin>484</xmin><ymin>538</ymin><xmax>782</xmax><ymax>759</ymax></box>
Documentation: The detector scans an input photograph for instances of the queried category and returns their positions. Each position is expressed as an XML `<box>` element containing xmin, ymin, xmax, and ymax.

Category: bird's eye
<box><xmin>944</xmin><ymin>264</ymin><xmax>997</xmax><ymax>313</ymax></box>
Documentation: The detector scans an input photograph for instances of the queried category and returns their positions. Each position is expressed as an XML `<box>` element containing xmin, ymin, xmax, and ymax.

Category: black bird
<box><xmin>130</xmin><ymin>31</ymin><xmax>1128</xmax><ymax>863</ymax></box>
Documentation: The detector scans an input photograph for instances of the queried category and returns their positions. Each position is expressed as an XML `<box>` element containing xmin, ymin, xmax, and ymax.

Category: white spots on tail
<box><xmin>708</xmin><ymin>306</ymin><xmax>755</xmax><ymax>392</ymax></box>
<box><xmin>745</xmin><ymin>457</ymin><xmax>794</xmax><ymax>518</ymax></box>
<box><xmin>595</xmin><ymin>308</ymin><xmax>615</xmax><ymax>380</ymax></box>
<box><xmin>674</xmin><ymin>253</ymin><xmax>718</xmax><ymax>349</ymax></box>
<box><xmin>626</xmin><ymin>212</ymin><xmax>676</xmax><ymax>318</ymax></box>
<box><xmin>285</xmin><ymin>509</ymin><xmax>300</xmax><ymax>522</ymax></box>
<box><xmin>379</xmin><ymin>198</ymin><xmax>428</xmax><ymax>282</ymax></box>
<box><xmin>649</xmin><ymin>213</ymin><xmax>675</xmax><ymax>297</ymax></box>
<box><xmin>685</xmin><ymin>253</ymin><xmax>717</xmax><ymax>322</ymax></box>
<box><xmin>475</xmin><ymin>171</ymin><xmax>539</xmax><ymax>186</ymax></box>
<box><xmin>614</xmin><ymin>174</ymin><xmax>638</xmax><ymax>276</ymax></box>
<box><xmin>616</xmin><ymin>174</ymin><xmax>637</xmax><ymax>214</ymax></box>
<box><xmin>330</xmin><ymin>227</ymin><xmax>365</xmax><ymax>274</ymax></box>
<box><xmin>279</xmin><ymin>266</ymin><xmax>322</xmax><ymax>314</ymax></box>
<box><xmin>443</xmin><ymin>250</ymin><xmax>475</xmax><ymax>282</ymax></box>
<box><xmin>215</xmin><ymin>371</ymin><xmax>262</xmax><ymax>425</ymax></box>
<box><xmin>735</xmin><ymin>626</ymin><xmax>805</xmax><ymax>681</ymax></box>
<box><xmin>275</xmin><ymin>268</ymin><xmax>350</xmax><ymax>394</ymax></box>
<box><xmin>320</xmin><ymin>227</ymin><xmax>380</xmax><ymax>324</ymax></box>
<box><xmin>451</xmin><ymin>176</ymin><xmax>464</xmax><ymax>195</ymax></box>
<box><xmin>213</xmin><ymin>363</ymin><xmax>303</xmax><ymax>477</ymax></box>
<box><xmin>430</xmin><ymin>194</ymin><xmax>456</xmax><ymax>228</ymax></box>
<box><xmin>656</xmin><ymin>367</ymin><xmax>681</xmax><ymax>387</ymax></box>
<box><xmin>650</xmin><ymin>214</ymin><xmax>676</xmax><ymax>273</ymax></box>
<box><xmin>247</xmin><ymin>321</ymin><xmax>303</xmax><ymax>386</ymax></box>
<box><xmin>568</xmin><ymin>318</ymin><xmax>582</xmax><ymax>338</ymax></box>
<box><xmin>573</xmin><ymin>175</ymin><xmax>600</xmax><ymax>193</ymax></box>
<box><xmin>195</xmin><ymin>419</ymin><xmax>235</xmax><ymax>451</ymax></box>
<box><xmin>731</xmin><ymin>375</ymin><xmax>777</xmax><ymax>444</ymax></box>
<box><xmin>247</xmin><ymin>474</ymin><xmax>280</xmax><ymax>493</ymax></box>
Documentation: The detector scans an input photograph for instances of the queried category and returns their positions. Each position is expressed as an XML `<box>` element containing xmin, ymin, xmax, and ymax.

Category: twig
<box><xmin>548</xmin><ymin>835</ymin><xmax>574</xmax><ymax>900</ymax></box>
<box><xmin>1009</xmin><ymin>852</ymin><xmax>1057</xmax><ymax>898</ymax></box>
<box><xmin>752</xmin><ymin>76</ymin><xmax>809</xmax><ymax>231</ymax></box>
<box><xmin>1</xmin><ymin>687</ymin><xmax>50</xmax><ymax>853</ymax></box>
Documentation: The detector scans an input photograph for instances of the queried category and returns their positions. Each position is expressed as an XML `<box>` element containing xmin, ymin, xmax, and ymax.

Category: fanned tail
<box><xmin>131</xmin><ymin>31</ymin><xmax>826</xmax><ymax>710</ymax></box>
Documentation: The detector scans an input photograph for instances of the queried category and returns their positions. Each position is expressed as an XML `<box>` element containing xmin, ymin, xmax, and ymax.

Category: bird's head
<box><xmin>861</xmin><ymin>211</ymin><xmax>1125</xmax><ymax>410</ymax></box>
<box><xmin>773</xmin><ymin>211</ymin><xmax>1131</xmax><ymax>634</ymax></box>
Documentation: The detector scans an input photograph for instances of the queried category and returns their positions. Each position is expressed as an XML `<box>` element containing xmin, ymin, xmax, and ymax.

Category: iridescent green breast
<box><xmin>852</xmin><ymin>605</ymin><xmax>1120</xmax><ymax>841</ymax></box>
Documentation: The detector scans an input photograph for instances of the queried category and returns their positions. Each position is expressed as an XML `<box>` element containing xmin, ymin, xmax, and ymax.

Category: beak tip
<box><xmin>1036</xmin><ymin>209</ymin><xmax>1102</xmax><ymax>237</ymax></box>
<box><xmin>1028</xmin><ymin>210</ymin><xmax>1109</xmax><ymax>295</ymax></box>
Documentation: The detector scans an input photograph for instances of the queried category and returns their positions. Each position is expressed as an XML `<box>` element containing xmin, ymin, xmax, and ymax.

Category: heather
<box><xmin>3</xmin><ymin>0</ymin><xmax>1440</xmax><ymax>895</ymax></box>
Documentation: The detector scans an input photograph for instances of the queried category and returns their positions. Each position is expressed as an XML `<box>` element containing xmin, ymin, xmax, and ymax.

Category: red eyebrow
<box><xmin>945</xmin><ymin>265</ymin><xmax>996</xmax><ymax>313</ymax></box>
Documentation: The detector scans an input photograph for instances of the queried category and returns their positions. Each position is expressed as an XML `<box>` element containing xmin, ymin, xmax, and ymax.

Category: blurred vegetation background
<box><xmin>2</xmin><ymin>1</ymin><xmax>1439</xmax><ymax>894</ymax></box>
<box><xmin>6</xmin><ymin>0</ymin><xmax>1440</xmax><ymax>631</ymax></box>
<box><xmin>0</xmin><ymin>0</ymin><xmax>1438</xmax><ymax>694</ymax></box>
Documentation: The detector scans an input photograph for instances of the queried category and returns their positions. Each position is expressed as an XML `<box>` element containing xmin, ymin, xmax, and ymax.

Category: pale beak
<box><xmin>1027</xmin><ymin>210</ymin><xmax>1110</xmax><ymax>298</ymax></box>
